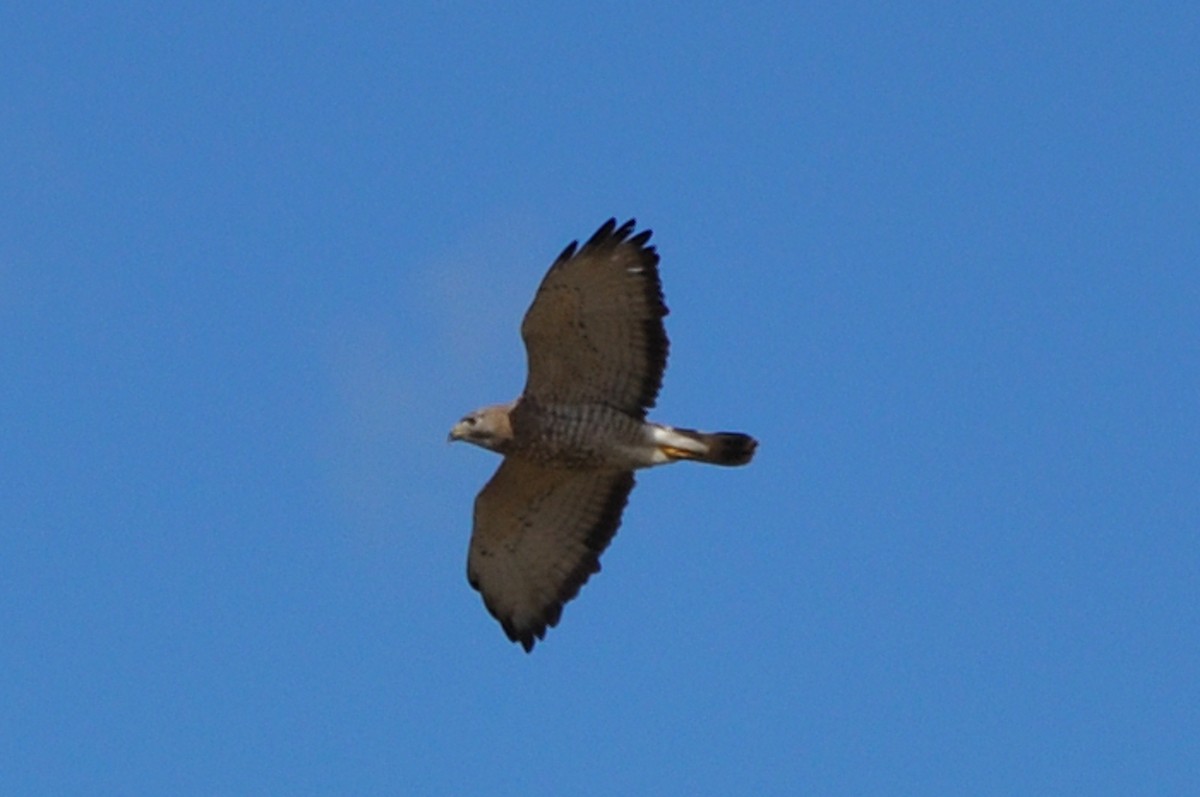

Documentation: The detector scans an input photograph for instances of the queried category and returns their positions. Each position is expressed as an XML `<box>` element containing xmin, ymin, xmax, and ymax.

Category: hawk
<box><xmin>449</xmin><ymin>218</ymin><xmax>757</xmax><ymax>651</ymax></box>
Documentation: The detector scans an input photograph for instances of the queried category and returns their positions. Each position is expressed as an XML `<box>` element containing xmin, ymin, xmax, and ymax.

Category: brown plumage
<box><xmin>450</xmin><ymin>219</ymin><xmax>756</xmax><ymax>651</ymax></box>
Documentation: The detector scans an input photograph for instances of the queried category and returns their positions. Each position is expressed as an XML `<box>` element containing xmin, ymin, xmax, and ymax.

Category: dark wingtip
<box><xmin>629</xmin><ymin>228</ymin><xmax>653</xmax><ymax>248</ymax></box>
<box><xmin>556</xmin><ymin>218</ymin><xmax>642</xmax><ymax>267</ymax></box>
<box><xmin>503</xmin><ymin>618</ymin><xmax>545</xmax><ymax>653</ymax></box>
<box><xmin>555</xmin><ymin>240</ymin><xmax>579</xmax><ymax>262</ymax></box>
<box><xmin>584</xmin><ymin>217</ymin><xmax>620</xmax><ymax>248</ymax></box>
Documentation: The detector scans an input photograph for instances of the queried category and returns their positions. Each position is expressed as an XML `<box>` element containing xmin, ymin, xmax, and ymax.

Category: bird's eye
<box><xmin>464</xmin><ymin>416</ymin><xmax>477</xmax><ymax>426</ymax></box>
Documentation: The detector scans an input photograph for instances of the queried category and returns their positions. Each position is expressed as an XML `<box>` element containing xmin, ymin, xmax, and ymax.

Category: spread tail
<box><xmin>654</xmin><ymin>426</ymin><xmax>758</xmax><ymax>466</ymax></box>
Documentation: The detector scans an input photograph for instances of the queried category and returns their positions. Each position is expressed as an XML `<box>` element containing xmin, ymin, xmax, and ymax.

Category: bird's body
<box><xmin>460</xmin><ymin>398</ymin><xmax>754</xmax><ymax>471</ymax></box>
<box><xmin>514</xmin><ymin>399</ymin><xmax>651</xmax><ymax>468</ymax></box>
<box><xmin>450</xmin><ymin>219</ymin><xmax>756</xmax><ymax>651</ymax></box>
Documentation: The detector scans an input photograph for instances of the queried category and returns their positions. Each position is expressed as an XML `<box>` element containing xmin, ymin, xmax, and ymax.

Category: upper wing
<box><xmin>467</xmin><ymin>457</ymin><xmax>635</xmax><ymax>651</ymax></box>
<box><xmin>520</xmin><ymin>218</ymin><xmax>669</xmax><ymax>418</ymax></box>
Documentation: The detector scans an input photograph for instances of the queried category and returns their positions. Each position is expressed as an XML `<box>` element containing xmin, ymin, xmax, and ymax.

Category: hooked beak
<box><xmin>447</xmin><ymin>421</ymin><xmax>467</xmax><ymax>443</ymax></box>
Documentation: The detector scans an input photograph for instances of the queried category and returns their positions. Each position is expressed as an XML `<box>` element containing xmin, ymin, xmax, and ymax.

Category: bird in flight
<box><xmin>449</xmin><ymin>218</ymin><xmax>756</xmax><ymax>651</ymax></box>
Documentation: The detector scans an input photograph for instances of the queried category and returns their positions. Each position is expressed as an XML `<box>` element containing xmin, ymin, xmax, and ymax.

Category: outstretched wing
<box><xmin>467</xmin><ymin>458</ymin><xmax>636</xmax><ymax>651</ymax></box>
<box><xmin>520</xmin><ymin>218</ymin><xmax>669</xmax><ymax>418</ymax></box>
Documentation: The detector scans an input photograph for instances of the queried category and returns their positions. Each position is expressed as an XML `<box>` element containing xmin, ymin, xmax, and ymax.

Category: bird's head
<box><xmin>448</xmin><ymin>402</ymin><xmax>515</xmax><ymax>453</ymax></box>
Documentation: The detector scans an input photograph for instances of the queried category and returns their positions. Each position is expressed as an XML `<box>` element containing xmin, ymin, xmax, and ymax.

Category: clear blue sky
<box><xmin>3</xmin><ymin>4</ymin><xmax>1197</xmax><ymax>794</ymax></box>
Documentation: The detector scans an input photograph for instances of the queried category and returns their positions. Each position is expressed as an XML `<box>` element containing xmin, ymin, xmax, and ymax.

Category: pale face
<box><xmin>448</xmin><ymin>404</ymin><xmax>513</xmax><ymax>452</ymax></box>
